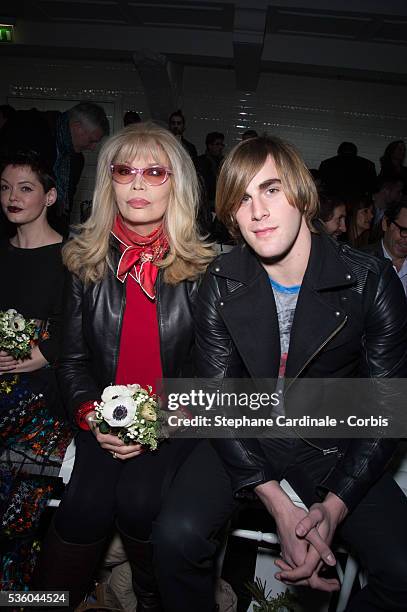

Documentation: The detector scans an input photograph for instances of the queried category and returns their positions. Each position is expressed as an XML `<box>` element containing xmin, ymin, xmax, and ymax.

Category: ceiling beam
<box><xmin>233</xmin><ymin>2</ymin><xmax>268</xmax><ymax>91</ymax></box>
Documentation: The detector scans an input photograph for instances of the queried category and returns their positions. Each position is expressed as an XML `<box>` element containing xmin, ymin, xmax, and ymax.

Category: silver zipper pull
<box><xmin>322</xmin><ymin>447</ymin><xmax>338</xmax><ymax>455</ymax></box>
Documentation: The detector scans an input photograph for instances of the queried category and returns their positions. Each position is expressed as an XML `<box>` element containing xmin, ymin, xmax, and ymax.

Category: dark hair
<box><xmin>374</xmin><ymin>176</ymin><xmax>404</xmax><ymax>193</ymax></box>
<box><xmin>242</xmin><ymin>129</ymin><xmax>258</xmax><ymax>140</ymax></box>
<box><xmin>0</xmin><ymin>150</ymin><xmax>56</xmax><ymax>192</ymax></box>
<box><xmin>345</xmin><ymin>194</ymin><xmax>373</xmax><ymax>247</ymax></box>
<box><xmin>69</xmin><ymin>102</ymin><xmax>110</xmax><ymax>136</ymax></box>
<box><xmin>319</xmin><ymin>193</ymin><xmax>346</xmax><ymax>222</ymax></box>
<box><xmin>206</xmin><ymin>132</ymin><xmax>224</xmax><ymax>147</ymax></box>
<box><xmin>0</xmin><ymin>104</ymin><xmax>16</xmax><ymax>122</ymax></box>
<box><xmin>337</xmin><ymin>142</ymin><xmax>357</xmax><ymax>156</ymax></box>
<box><xmin>380</xmin><ymin>140</ymin><xmax>406</xmax><ymax>167</ymax></box>
<box><xmin>169</xmin><ymin>109</ymin><xmax>185</xmax><ymax>124</ymax></box>
<box><xmin>123</xmin><ymin>111</ymin><xmax>141</xmax><ymax>126</ymax></box>
<box><xmin>384</xmin><ymin>201</ymin><xmax>407</xmax><ymax>225</ymax></box>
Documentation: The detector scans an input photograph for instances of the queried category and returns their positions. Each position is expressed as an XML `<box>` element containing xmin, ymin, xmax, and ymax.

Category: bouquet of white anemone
<box><xmin>0</xmin><ymin>309</ymin><xmax>37</xmax><ymax>360</ymax></box>
<box><xmin>94</xmin><ymin>384</ymin><xmax>162</xmax><ymax>450</ymax></box>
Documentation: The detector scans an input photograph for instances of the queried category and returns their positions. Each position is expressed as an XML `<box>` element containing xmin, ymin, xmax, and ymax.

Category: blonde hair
<box><xmin>216</xmin><ymin>135</ymin><xmax>319</xmax><ymax>239</ymax></box>
<box><xmin>63</xmin><ymin>122</ymin><xmax>214</xmax><ymax>284</ymax></box>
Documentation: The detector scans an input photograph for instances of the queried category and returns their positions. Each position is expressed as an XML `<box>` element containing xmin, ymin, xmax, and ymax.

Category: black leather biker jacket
<box><xmin>194</xmin><ymin>231</ymin><xmax>407</xmax><ymax>511</ymax></box>
<box><xmin>58</xmin><ymin>238</ymin><xmax>199</xmax><ymax>419</ymax></box>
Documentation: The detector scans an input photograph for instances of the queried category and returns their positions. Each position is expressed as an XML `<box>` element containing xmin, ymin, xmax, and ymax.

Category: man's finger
<box><xmin>295</xmin><ymin>507</ymin><xmax>323</xmax><ymax>537</ymax></box>
<box><xmin>277</xmin><ymin>562</ymin><xmax>314</xmax><ymax>582</ymax></box>
<box><xmin>276</xmin><ymin>545</ymin><xmax>321</xmax><ymax>582</ymax></box>
<box><xmin>308</xmin><ymin>575</ymin><xmax>341</xmax><ymax>592</ymax></box>
<box><xmin>280</xmin><ymin>575</ymin><xmax>340</xmax><ymax>592</ymax></box>
<box><xmin>306</xmin><ymin>528</ymin><xmax>336</xmax><ymax>566</ymax></box>
<box><xmin>274</xmin><ymin>558</ymin><xmax>293</xmax><ymax>572</ymax></box>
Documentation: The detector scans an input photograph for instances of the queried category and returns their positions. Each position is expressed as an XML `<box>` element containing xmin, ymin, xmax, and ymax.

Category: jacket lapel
<box><xmin>212</xmin><ymin>245</ymin><xmax>281</xmax><ymax>379</ymax></box>
<box><xmin>212</xmin><ymin>235</ymin><xmax>354</xmax><ymax>381</ymax></box>
<box><xmin>285</xmin><ymin>234</ymin><xmax>352</xmax><ymax>378</ymax></box>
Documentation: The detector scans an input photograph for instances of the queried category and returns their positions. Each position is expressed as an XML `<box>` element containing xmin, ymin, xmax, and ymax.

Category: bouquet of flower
<box><xmin>0</xmin><ymin>309</ymin><xmax>37</xmax><ymax>360</ymax></box>
<box><xmin>94</xmin><ymin>384</ymin><xmax>162</xmax><ymax>450</ymax></box>
<box><xmin>246</xmin><ymin>579</ymin><xmax>299</xmax><ymax>612</ymax></box>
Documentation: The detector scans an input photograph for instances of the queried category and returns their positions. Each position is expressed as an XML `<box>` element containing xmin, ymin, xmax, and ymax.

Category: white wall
<box><xmin>2</xmin><ymin>56</ymin><xmax>407</xmax><ymax>219</ymax></box>
<box><xmin>181</xmin><ymin>67</ymin><xmax>407</xmax><ymax>169</ymax></box>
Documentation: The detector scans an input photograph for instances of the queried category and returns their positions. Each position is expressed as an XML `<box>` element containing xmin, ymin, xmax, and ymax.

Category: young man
<box><xmin>195</xmin><ymin>136</ymin><xmax>407</xmax><ymax>610</ymax></box>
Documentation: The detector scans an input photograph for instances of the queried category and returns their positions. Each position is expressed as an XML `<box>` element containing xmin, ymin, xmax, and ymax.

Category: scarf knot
<box><xmin>111</xmin><ymin>216</ymin><xmax>169</xmax><ymax>299</ymax></box>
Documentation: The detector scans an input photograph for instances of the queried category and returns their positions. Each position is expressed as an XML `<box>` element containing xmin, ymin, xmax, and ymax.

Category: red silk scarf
<box><xmin>111</xmin><ymin>215</ymin><xmax>169</xmax><ymax>299</ymax></box>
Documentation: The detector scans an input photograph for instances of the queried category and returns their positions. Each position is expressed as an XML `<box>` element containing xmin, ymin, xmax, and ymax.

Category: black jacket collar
<box><xmin>211</xmin><ymin>231</ymin><xmax>356</xmax><ymax>291</ymax></box>
<box><xmin>210</xmin><ymin>231</ymin><xmax>355</xmax><ymax>379</ymax></box>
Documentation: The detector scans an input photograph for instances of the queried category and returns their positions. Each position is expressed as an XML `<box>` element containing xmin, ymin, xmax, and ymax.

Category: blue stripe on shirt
<box><xmin>269</xmin><ymin>277</ymin><xmax>301</xmax><ymax>294</ymax></box>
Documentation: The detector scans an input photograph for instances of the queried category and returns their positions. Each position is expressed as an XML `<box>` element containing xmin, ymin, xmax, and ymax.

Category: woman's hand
<box><xmin>0</xmin><ymin>346</ymin><xmax>48</xmax><ymax>374</ymax></box>
<box><xmin>85</xmin><ymin>411</ymin><xmax>145</xmax><ymax>460</ymax></box>
<box><xmin>0</xmin><ymin>351</ymin><xmax>19</xmax><ymax>373</ymax></box>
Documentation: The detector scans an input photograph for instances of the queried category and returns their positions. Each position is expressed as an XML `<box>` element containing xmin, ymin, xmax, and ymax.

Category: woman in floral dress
<box><xmin>0</xmin><ymin>150</ymin><xmax>71</xmax><ymax>590</ymax></box>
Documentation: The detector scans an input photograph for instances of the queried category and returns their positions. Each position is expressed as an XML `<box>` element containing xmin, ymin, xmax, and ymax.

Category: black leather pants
<box><xmin>54</xmin><ymin>433</ymin><xmax>238</xmax><ymax>612</ymax></box>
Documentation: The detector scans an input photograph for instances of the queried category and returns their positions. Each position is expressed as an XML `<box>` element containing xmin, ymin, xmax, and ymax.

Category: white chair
<box><xmin>226</xmin><ymin>479</ymin><xmax>360</xmax><ymax>612</ymax></box>
<box><xmin>391</xmin><ymin>440</ymin><xmax>407</xmax><ymax>495</ymax></box>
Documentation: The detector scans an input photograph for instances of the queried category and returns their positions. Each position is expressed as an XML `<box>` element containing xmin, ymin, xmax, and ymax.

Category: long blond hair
<box><xmin>216</xmin><ymin>135</ymin><xmax>319</xmax><ymax>239</ymax></box>
<box><xmin>63</xmin><ymin>122</ymin><xmax>214</xmax><ymax>284</ymax></box>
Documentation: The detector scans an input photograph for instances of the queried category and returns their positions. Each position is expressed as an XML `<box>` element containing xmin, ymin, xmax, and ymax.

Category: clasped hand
<box><xmin>274</xmin><ymin>500</ymin><xmax>342</xmax><ymax>591</ymax></box>
<box><xmin>0</xmin><ymin>346</ymin><xmax>47</xmax><ymax>373</ymax></box>
<box><xmin>85</xmin><ymin>411</ymin><xmax>145</xmax><ymax>460</ymax></box>
<box><xmin>256</xmin><ymin>482</ymin><xmax>347</xmax><ymax>592</ymax></box>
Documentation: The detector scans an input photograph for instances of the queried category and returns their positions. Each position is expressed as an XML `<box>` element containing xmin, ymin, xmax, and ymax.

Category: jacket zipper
<box><xmin>155</xmin><ymin>271</ymin><xmax>166</xmax><ymax>377</ymax></box>
<box><xmin>284</xmin><ymin>315</ymin><xmax>348</xmax><ymax>455</ymax></box>
<box><xmin>112</xmin><ymin>284</ymin><xmax>127</xmax><ymax>382</ymax></box>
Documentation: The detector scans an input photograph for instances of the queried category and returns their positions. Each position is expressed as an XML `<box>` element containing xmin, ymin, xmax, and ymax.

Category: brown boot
<box><xmin>119</xmin><ymin>531</ymin><xmax>163</xmax><ymax>612</ymax></box>
<box><xmin>31</xmin><ymin>520</ymin><xmax>107</xmax><ymax>611</ymax></box>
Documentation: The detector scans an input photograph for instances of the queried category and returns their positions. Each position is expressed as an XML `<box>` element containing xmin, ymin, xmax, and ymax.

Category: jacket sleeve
<box><xmin>57</xmin><ymin>272</ymin><xmax>102</xmax><ymax>421</ymax></box>
<box><xmin>194</xmin><ymin>268</ymin><xmax>277</xmax><ymax>496</ymax></box>
<box><xmin>319</xmin><ymin>263</ymin><xmax>407</xmax><ymax>510</ymax></box>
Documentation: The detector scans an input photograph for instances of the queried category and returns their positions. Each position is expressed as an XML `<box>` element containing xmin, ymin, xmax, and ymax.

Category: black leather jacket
<box><xmin>194</xmin><ymin>231</ymin><xmax>407</xmax><ymax>511</ymax></box>
<box><xmin>58</xmin><ymin>240</ymin><xmax>199</xmax><ymax>418</ymax></box>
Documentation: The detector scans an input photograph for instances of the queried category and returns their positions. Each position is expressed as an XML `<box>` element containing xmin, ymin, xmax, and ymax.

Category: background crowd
<box><xmin>0</xmin><ymin>99</ymin><xmax>406</xmax><ymax>611</ymax></box>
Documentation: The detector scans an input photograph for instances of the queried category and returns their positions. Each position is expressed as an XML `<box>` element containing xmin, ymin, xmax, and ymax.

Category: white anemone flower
<box><xmin>6</xmin><ymin>309</ymin><xmax>17</xmax><ymax>316</ymax></box>
<box><xmin>101</xmin><ymin>385</ymin><xmax>133</xmax><ymax>403</ymax></box>
<box><xmin>102</xmin><ymin>396</ymin><xmax>136</xmax><ymax>427</ymax></box>
<box><xmin>12</xmin><ymin>316</ymin><xmax>25</xmax><ymax>332</ymax></box>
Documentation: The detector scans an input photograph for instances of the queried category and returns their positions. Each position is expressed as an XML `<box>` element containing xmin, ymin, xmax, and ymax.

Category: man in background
<box><xmin>168</xmin><ymin>109</ymin><xmax>198</xmax><ymax>164</ymax></box>
<box><xmin>318</xmin><ymin>193</ymin><xmax>347</xmax><ymax>239</ymax></box>
<box><xmin>197</xmin><ymin>131</ymin><xmax>225</xmax><ymax>211</ymax></box>
<box><xmin>364</xmin><ymin>201</ymin><xmax>407</xmax><ymax>296</ymax></box>
<box><xmin>1</xmin><ymin>101</ymin><xmax>109</xmax><ymax>235</ymax></box>
<box><xmin>123</xmin><ymin>111</ymin><xmax>141</xmax><ymax>126</ymax></box>
<box><xmin>319</xmin><ymin>141</ymin><xmax>377</xmax><ymax>197</ymax></box>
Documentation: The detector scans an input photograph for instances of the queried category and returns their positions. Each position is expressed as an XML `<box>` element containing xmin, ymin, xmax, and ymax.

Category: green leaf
<box><xmin>246</xmin><ymin>580</ymin><xmax>299</xmax><ymax>612</ymax></box>
<box><xmin>98</xmin><ymin>421</ymin><xmax>110</xmax><ymax>434</ymax></box>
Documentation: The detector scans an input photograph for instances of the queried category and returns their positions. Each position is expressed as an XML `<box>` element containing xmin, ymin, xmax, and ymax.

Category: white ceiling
<box><xmin>1</xmin><ymin>0</ymin><xmax>407</xmax><ymax>89</ymax></box>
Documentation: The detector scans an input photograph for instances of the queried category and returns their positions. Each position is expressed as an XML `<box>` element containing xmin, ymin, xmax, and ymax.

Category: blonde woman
<box><xmin>34</xmin><ymin>123</ymin><xmax>237</xmax><ymax>612</ymax></box>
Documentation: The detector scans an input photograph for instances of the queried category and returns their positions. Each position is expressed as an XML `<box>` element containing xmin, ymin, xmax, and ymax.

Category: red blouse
<box><xmin>115</xmin><ymin>276</ymin><xmax>163</xmax><ymax>393</ymax></box>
